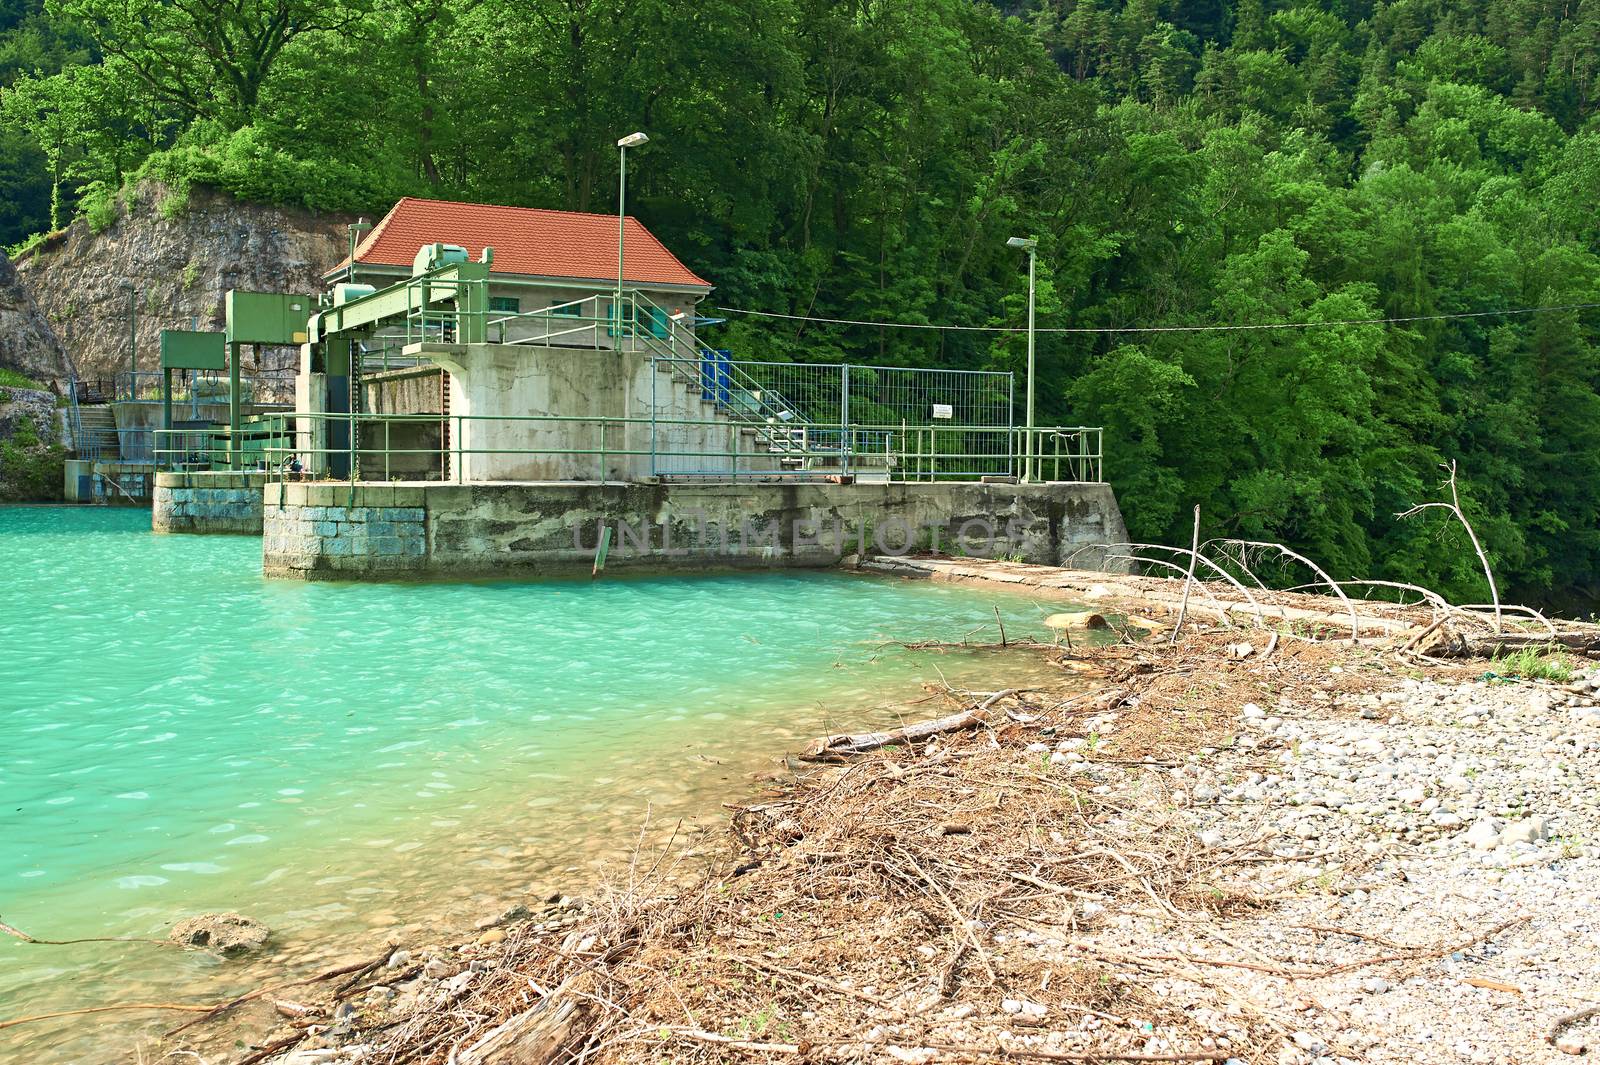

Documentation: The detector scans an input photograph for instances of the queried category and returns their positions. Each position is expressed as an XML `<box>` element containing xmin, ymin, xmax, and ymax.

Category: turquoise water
<box><xmin>0</xmin><ymin>506</ymin><xmax>1067</xmax><ymax>1061</ymax></box>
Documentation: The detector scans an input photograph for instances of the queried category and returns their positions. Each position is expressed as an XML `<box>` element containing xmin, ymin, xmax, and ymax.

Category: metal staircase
<box><xmin>73</xmin><ymin>404</ymin><xmax>120</xmax><ymax>461</ymax></box>
<box><xmin>627</xmin><ymin>292</ymin><xmax>832</xmax><ymax>469</ymax></box>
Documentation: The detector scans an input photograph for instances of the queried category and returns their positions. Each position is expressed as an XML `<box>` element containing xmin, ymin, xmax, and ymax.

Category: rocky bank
<box><xmin>0</xmin><ymin>252</ymin><xmax>70</xmax><ymax>388</ymax></box>
<box><xmin>0</xmin><ymin>380</ymin><xmax>66</xmax><ymax>500</ymax></box>
<box><xmin>13</xmin><ymin>183</ymin><xmax>351</xmax><ymax>387</ymax></box>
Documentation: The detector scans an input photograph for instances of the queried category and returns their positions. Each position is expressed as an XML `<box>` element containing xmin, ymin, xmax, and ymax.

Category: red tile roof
<box><xmin>331</xmin><ymin>197</ymin><xmax>711</xmax><ymax>289</ymax></box>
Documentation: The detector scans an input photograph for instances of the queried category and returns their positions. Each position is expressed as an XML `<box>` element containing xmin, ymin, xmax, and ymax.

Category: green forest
<box><xmin>4</xmin><ymin>0</ymin><xmax>1600</xmax><ymax>608</ymax></box>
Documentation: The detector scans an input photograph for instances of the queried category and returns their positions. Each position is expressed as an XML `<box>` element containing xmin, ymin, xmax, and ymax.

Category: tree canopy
<box><xmin>4</xmin><ymin>0</ymin><xmax>1600</xmax><ymax>608</ymax></box>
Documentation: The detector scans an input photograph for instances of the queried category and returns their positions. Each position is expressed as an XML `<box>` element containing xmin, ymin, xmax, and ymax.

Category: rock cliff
<box><xmin>0</xmin><ymin>253</ymin><xmax>71</xmax><ymax>388</ymax></box>
<box><xmin>14</xmin><ymin>183</ymin><xmax>352</xmax><ymax>388</ymax></box>
<box><xmin>0</xmin><ymin>384</ymin><xmax>65</xmax><ymax>501</ymax></box>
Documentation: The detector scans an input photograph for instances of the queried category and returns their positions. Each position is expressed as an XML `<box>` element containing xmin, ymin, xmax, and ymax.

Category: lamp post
<box><xmin>119</xmin><ymin>280</ymin><xmax>137</xmax><ymax>399</ymax></box>
<box><xmin>616</xmin><ymin>132</ymin><xmax>648</xmax><ymax>342</ymax></box>
<box><xmin>1006</xmin><ymin>236</ymin><xmax>1038</xmax><ymax>482</ymax></box>
<box><xmin>346</xmin><ymin>217</ymin><xmax>372</xmax><ymax>286</ymax></box>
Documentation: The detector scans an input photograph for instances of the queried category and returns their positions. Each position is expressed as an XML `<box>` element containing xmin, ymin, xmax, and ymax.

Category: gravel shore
<box><xmin>1150</xmin><ymin>660</ymin><xmax>1600</xmax><ymax>1063</ymax></box>
<box><xmin>182</xmin><ymin>610</ymin><xmax>1600</xmax><ymax>1065</ymax></box>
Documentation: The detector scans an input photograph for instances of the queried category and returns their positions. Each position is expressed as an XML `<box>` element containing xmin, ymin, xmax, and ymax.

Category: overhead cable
<box><xmin>712</xmin><ymin>301</ymin><xmax>1600</xmax><ymax>335</ymax></box>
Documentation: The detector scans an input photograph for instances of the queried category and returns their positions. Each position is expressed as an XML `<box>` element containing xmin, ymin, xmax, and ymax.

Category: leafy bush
<box><xmin>0</xmin><ymin>411</ymin><xmax>65</xmax><ymax>502</ymax></box>
<box><xmin>129</xmin><ymin>127</ymin><xmax>405</xmax><ymax>215</ymax></box>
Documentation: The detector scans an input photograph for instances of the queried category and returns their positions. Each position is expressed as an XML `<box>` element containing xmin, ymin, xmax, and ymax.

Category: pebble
<box><xmin>1464</xmin><ymin>818</ymin><xmax>1502</xmax><ymax>850</ymax></box>
<box><xmin>1001</xmin><ymin>998</ymin><xmax>1048</xmax><ymax>1020</ymax></box>
<box><xmin>1501</xmin><ymin>816</ymin><xmax>1548</xmax><ymax>846</ymax></box>
<box><xmin>1166</xmin><ymin>669</ymin><xmax>1596</xmax><ymax>1062</ymax></box>
<box><xmin>1292</xmin><ymin>1031</ymin><xmax>1326</xmax><ymax>1054</ymax></box>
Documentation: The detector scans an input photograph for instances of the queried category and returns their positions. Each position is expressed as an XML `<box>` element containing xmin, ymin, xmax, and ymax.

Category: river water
<box><xmin>0</xmin><ymin>505</ymin><xmax>1075</xmax><ymax>1061</ymax></box>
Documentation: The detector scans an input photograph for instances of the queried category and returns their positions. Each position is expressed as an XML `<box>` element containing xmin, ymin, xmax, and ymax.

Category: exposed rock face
<box><xmin>0</xmin><ymin>385</ymin><xmax>67</xmax><ymax>502</ymax></box>
<box><xmin>14</xmin><ymin>182</ymin><xmax>352</xmax><ymax>387</ymax></box>
<box><xmin>0</xmin><ymin>385</ymin><xmax>58</xmax><ymax>442</ymax></box>
<box><xmin>0</xmin><ymin>253</ymin><xmax>70</xmax><ymax>388</ymax></box>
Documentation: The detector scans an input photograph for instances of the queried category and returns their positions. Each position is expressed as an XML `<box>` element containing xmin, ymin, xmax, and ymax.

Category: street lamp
<box><xmin>1007</xmin><ymin>236</ymin><xmax>1038</xmax><ymax>482</ymax></box>
<box><xmin>616</xmin><ymin>132</ymin><xmax>649</xmax><ymax>340</ymax></box>
<box><xmin>119</xmin><ymin>280</ymin><xmax>137</xmax><ymax>399</ymax></box>
<box><xmin>346</xmin><ymin>217</ymin><xmax>372</xmax><ymax>286</ymax></box>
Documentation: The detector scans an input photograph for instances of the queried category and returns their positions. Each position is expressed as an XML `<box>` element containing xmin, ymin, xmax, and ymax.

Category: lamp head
<box><xmin>617</xmin><ymin>132</ymin><xmax>649</xmax><ymax>149</ymax></box>
<box><xmin>1006</xmin><ymin>236</ymin><xmax>1038</xmax><ymax>250</ymax></box>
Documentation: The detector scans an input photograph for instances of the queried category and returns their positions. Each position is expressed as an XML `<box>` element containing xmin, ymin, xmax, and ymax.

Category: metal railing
<box><xmin>114</xmin><ymin>369</ymin><xmax>296</xmax><ymax>406</ymax></box>
<box><xmin>154</xmin><ymin>413</ymin><xmax>1101</xmax><ymax>485</ymax></box>
<box><xmin>194</xmin><ymin>273</ymin><xmax>1098</xmax><ymax>486</ymax></box>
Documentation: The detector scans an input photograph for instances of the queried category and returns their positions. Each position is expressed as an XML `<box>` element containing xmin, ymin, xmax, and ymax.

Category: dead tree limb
<box><xmin>1398</xmin><ymin>459</ymin><xmax>1502</xmax><ymax>634</ymax></box>
<box><xmin>801</xmin><ymin>689</ymin><xmax>1017</xmax><ymax>760</ymax></box>
<box><xmin>1171</xmin><ymin>505</ymin><xmax>1201</xmax><ymax>645</ymax></box>
<box><xmin>1217</xmin><ymin>539</ymin><xmax>1361</xmax><ymax>642</ymax></box>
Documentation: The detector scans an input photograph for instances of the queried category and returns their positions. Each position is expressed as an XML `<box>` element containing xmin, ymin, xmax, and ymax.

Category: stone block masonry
<box><xmin>263</xmin><ymin>484</ymin><xmax>427</xmax><ymax>577</ymax></box>
<box><xmin>260</xmin><ymin>480</ymin><xmax>1128</xmax><ymax>581</ymax></box>
<box><xmin>153</xmin><ymin>471</ymin><xmax>268</xmax><ymax>534</ymax></box>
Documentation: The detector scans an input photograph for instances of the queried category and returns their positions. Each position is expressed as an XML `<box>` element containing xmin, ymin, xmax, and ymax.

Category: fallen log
<box><xmin>459</xmin><ymin>994</ymin><xmax>590</xmax><ymax>1064</ymax></box>
<box><xmin>1446</xmin><ymin>631</ymin><xmax>1600</xmax><ymax>657</ymax></box>
<box><xmin>800</xmin><ymin>689</ymin><xmax>1017</xmax><ymax>761</ymax></box>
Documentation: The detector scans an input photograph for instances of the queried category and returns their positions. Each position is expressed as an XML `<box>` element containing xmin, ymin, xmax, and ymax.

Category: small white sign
<box><xmin>931</xmin><ymin>403</ymin><xmax>954</xmax><ymax>420</ymax></box>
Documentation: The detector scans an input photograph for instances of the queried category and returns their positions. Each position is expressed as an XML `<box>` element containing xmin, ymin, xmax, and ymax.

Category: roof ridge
<box><xmin>325</xmin><ymin>197</ymin><xmax>711</xmax><ymax>289</ymax></box>
<box><xmin>392</xmin><ymin>195</ymin><xmax>640</xmax><ymax>225</ymax></box>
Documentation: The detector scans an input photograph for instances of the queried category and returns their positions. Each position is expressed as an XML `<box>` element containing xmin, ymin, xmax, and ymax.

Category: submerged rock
<box><xmin>169</xmin><ymin>912</ymin><xmax>270</xmax><ymax>956</ymax></box>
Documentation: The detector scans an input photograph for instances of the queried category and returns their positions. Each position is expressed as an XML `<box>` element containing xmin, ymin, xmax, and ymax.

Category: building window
<box><xmin>489</xmin><ymin>296</ymin><xmax>520</xmax><ymax>313</ymax></box>
<box><xmin>550</xmin><ymin>299</ymin><xmax>582</xmax><ymax>317</ymax></box>
<box><xmin>605</xmin><ymin>301</ymin><xmax>634</xmax><ymax>337</ymax></box>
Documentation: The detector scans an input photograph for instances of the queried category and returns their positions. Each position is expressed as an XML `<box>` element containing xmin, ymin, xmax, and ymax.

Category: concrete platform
<box><xmin>258</xmin><ymin>479</ymin><xmax>1128</xmax><ymax>581</ymax></box>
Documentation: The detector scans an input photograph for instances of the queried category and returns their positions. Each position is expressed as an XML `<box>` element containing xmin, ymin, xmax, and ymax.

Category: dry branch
<box><xmin>801</xmin><ymin>688</ymin><xmax>1017</xmax><ymax>760</ymax></box>
<box><xmin>1398</xmin><ymin>459</ymin><xmax>1503</xmax><ymax>634</ymax></box>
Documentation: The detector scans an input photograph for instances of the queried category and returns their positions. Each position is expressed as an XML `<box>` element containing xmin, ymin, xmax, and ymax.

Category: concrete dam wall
<box><xmin>257</xmin><ymin>480</ymin><xmax>1129</xmax><ymax>580</ymax></box>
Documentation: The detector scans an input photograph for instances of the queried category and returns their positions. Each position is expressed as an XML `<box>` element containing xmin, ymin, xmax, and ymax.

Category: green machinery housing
<box><xmin>162</xmin><ymin>250</ymin><xmax>493</xmax><ymax>470</ymax></box>
<box><xmin>159</xmin><ymin>290</ymin><xmax>311</xmax><ymax>464</ymax></box>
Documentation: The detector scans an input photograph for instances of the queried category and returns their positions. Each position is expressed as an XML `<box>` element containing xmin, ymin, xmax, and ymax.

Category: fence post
<box><xmin>840</xmin><ymin>364</ymin><xmax>850</xmax><ymax>478</ymax></box>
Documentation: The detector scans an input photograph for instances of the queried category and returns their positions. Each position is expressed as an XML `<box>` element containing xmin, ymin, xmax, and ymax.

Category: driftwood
<box><xmin>1399</xmin><ymin>460</ymin><xmax>1503</xmax><ymax>633</ymax></box>
<box><xmin>801</xmin><ymin>689</ymin><xmax>1016</xmax><ymax>761</ymax></box>
<box><xmin>458</xmin><ymin>994</ymin><xmax>590</xmax><ymax>1064</ymax></box>
<box><xmin>1171</xmin><ymin>505</ymin><xmax>1202</xmax><ymax>643</ymax></box>
<box><xmin>1447</xmin><ymin>630</ymin><xmax>1600</xmax><ymax>657</ymax></box>
<box><xmin>0</xmin><ymin>915</ymin><xmax>179</xmax><ymax>949</ymax></box>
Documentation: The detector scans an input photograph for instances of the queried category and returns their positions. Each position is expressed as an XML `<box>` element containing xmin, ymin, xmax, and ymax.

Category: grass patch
<box><xmin>0</xmin><ymin>368</ymin><xmax>46</xmax><ymax>391</ymax></box>
<box><xmin>1493</xmin><ymin>645</ymin><xmax>1575</xmax><ymax>683</ymax></box>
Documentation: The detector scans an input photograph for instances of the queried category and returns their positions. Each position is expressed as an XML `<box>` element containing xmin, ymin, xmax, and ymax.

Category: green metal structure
<box><xmin>225</xmin><ymin>291</ymin><xmax>313</xmax><ymax>448</ymax></box>
<box><xmin>158</xmin><ymin>328</ymin><xmax>226</xmax><ymax>437</ymax></box>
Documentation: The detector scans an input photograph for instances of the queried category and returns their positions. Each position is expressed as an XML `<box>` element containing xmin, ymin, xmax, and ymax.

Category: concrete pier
<box><xmin>260</xmin><ymin>480</ymin><xmax>1128</xmax><ymax>580</ymax></box>
<box><xmin>153</xmin><ymin>471</ymin><xmax>268</xmax><ymax>533</ymax></box>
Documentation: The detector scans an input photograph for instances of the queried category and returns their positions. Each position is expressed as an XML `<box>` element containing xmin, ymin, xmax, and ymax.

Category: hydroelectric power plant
<box><xmin>134</xmin><ymin>197</ymin><xmax>1124</xmax><ymax>577</ymax></box>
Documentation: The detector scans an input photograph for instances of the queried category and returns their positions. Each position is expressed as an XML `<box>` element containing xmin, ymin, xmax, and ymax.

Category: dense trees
<box><xmin>3</xmin><ymin>0</ymin><xmax>1600</xmax><ymax>608</ymax></box>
